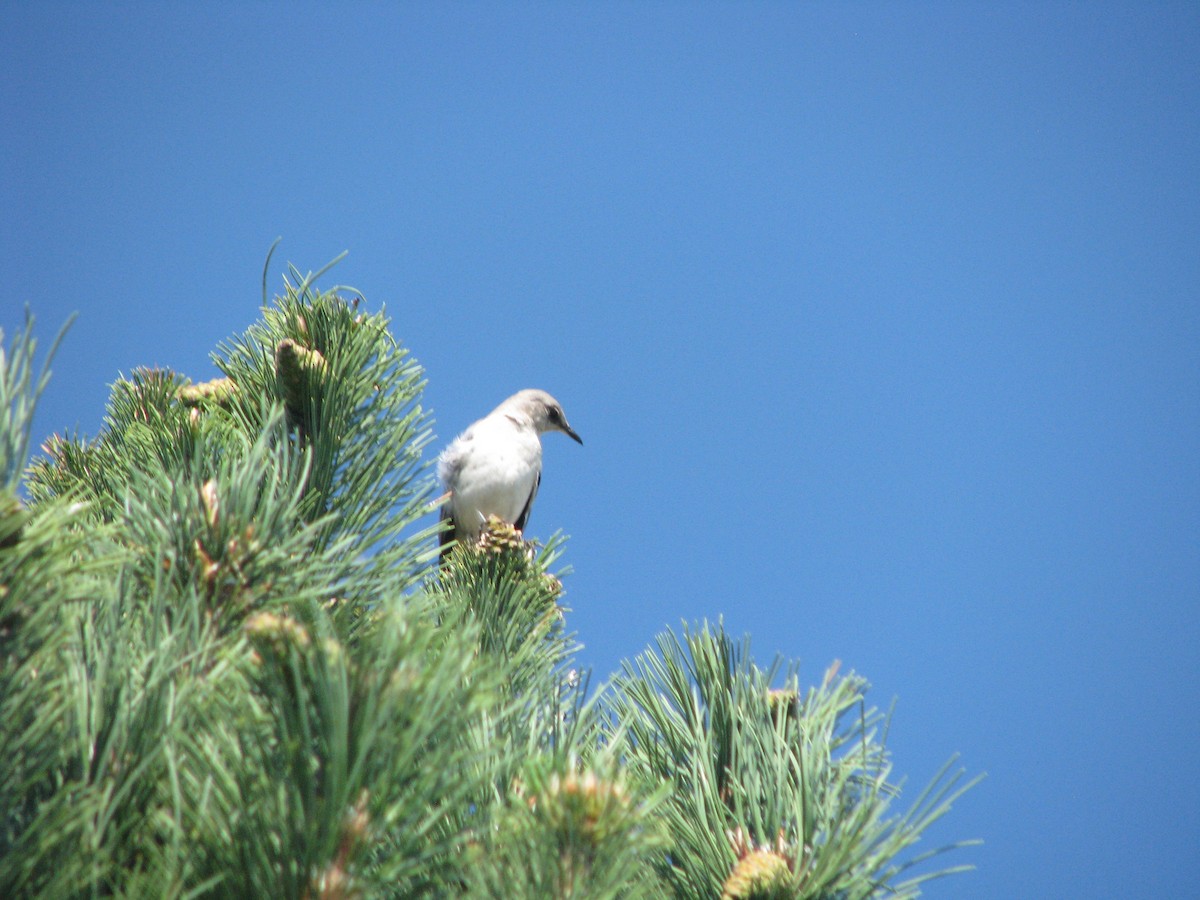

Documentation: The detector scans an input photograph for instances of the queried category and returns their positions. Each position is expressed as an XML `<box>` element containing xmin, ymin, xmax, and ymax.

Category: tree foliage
<box><xmin>1</xmin><ymin>270</ymin><xmax>978</xmax><ymax>898</ymax></box>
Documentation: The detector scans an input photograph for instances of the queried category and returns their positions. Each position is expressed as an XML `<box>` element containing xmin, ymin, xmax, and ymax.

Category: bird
<box><xmin>437</xmin><ymin>389</ymin><xmax>582</xmax><ymax>557</ymax></box>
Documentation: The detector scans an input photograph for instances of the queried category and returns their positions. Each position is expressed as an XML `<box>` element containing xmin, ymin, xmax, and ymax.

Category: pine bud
<box><xmin>531</xmin><ymin>766</ymin><xmax>634</xmax><ymax>843</ymax></box>
<box><xmin>723</xmin><ymin>827</ymin><xmax>798</xmax><ymax>899</ymax></box>
<box><xmin>176</xmin><ymin>377</ymin><xmax>238</xmax><ymax>409</ymax></box>
<box><xmin>720</xmin><ymin>848</ymin><xmax>792</xmax><ymax>899</ymax></box>
<box><xmin>275</xmin><ymin>338</ymin><xmax>327</xmax><ymax>433</ymax></box>
<box><xmin>766</xmin><ymin>688</ymin><xmax>799</xmax><ymax>722</ymax></box>
<box><xmin>200</xmin><ymin>479</ymin><xmax>219</xmax><ymax>529</ymax></box>
<box><xmin>244</xmin><ymin>610</ymin><xmax>310</xmax><ymax>651</ymax></box>
<box><xmin>475</xmin><ymin>515</ymin><xmax>526</xmax><ymax>555</ymax></box>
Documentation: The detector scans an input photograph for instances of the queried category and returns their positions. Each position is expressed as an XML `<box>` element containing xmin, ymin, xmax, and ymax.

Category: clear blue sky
<box><xmin>3</xmin><ymin>3</ymin><xmax>1197</xmax><ymax>897</ymax></box>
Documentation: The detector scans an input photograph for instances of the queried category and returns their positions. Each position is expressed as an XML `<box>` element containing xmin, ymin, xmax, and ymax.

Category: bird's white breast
<box><xmin>441</xmin><ymin>415</ymin><xmax>542</xmax><ymax>535</ymax></box>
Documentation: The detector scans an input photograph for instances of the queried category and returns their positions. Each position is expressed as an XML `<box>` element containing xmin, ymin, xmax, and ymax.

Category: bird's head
<box><xmin>507</xmin><ymin>389</ymin><xmax>583</xmax><ymax>444</ymax></box>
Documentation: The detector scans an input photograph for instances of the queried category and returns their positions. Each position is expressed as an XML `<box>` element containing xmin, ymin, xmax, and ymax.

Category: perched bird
<box><xmin>437</xmin><ymin>389</ymin><xmax>582</xmax><ymax>557</ymax></box>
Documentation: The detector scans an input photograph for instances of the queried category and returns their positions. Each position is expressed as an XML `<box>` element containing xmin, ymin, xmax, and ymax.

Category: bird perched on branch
<box><xmin>437</xmin><ymin>389</ymin><xmax>582</xmax><ymax>558</ymax></box>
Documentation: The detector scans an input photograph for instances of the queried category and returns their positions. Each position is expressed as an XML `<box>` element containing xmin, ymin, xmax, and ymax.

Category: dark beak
<box><xmin>563</xmin><ymin>423</ymin><xmax>583</xmax><ymax>445</ymax></box>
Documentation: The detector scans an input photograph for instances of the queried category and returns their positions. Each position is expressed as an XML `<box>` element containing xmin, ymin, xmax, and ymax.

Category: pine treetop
<box><xmin>1</xmin><ymin>271</ymin><xmax>979</xmax><ymax>899</ymax></box>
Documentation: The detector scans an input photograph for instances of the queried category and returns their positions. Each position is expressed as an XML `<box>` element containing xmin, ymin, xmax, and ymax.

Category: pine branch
<box><xmin>604</xmin><ymin>621</ymin><xmax>980</xmax><ymax>899</ymax></box>
<box><xmin>0</xmin><ymin>310</ymin><xmax>72</xmax><ymax>492</ymax></box>
<box><xmin>213</xmin><ymin>269</ymin><xmax>441</xmax><ymax>602</ymax></box>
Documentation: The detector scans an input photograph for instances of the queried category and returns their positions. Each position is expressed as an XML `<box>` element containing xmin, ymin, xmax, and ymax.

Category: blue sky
<box><xmin>3</xmin><ymin>3</ymin><xmax>1198</xmax><ymax>897</ymax></box>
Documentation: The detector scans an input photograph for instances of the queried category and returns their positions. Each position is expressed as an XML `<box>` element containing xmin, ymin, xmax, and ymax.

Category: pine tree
<box><xmin>1</xmin><ymin>269</ymin><xmax>979</xmax><ymax>898</ymax></box>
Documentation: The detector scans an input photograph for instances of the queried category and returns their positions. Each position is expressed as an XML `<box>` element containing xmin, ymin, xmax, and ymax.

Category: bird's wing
<box><xmin>438</xmin><ymin>501</ymin><xmax>457</xmax><ymax>561</ymax></box>
<box><xmin>436</xmin><ymin>436</ymin><xmax>467</xmax><ymax>487</ymax></box>
<box><xmin>514</xmin><ymin>470</ymin><xmax>541</xmax><ymax>532</ymax></box>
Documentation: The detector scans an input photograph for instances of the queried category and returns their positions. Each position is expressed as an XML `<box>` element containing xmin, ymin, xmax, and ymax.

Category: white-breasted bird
<box><xmin>437</xmin><ymin>389</ymin><xmax>582</xmax><ymax>557</ymax></box>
